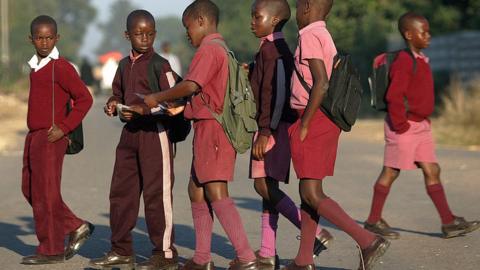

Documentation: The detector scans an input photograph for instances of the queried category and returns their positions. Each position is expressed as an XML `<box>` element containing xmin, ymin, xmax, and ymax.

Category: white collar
<box><xmin>28</xmin><ymin>46</ymin><xmax>60</xmax><ymax>72</ymax></box>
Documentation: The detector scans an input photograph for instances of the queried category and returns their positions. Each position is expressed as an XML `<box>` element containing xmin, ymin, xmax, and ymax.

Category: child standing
<box><xmin>144</xmin><ymin>1</ymin><xmax>257</xmax><ymax>270</ymax></box>
<box><xmin>283</xmin><ymin>1</ymin><xmax>390</xmax><ymax>270</ymax></box>
<box><xmin>363</xmin><ymin>12</ymin><xmax>480</xmax><ymax>240</ymax></box>
<box><xmin>249</xmin><ymin>1</ymin><xmax>331</xmax><ymax>268</ymax></box>
<box><xmin>22</xmin><ymin>15</ymin><xmax>94</xmax><ymax>265</ymax></box>
<box><xmin>89</xmin><ymin>10</ymin><xmax>180</xmax><ymax>270</ymax></box>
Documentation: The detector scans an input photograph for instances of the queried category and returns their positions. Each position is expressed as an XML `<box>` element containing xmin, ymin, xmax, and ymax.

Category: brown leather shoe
<box><xmin>364</xmin><ymin>219</ymin><xmax>400</xmax><ymax>240</ymax></box>
<box><xmin>137</xmin><ymin>253</ymin><xmax>179</xmax><ymax>270</ymax></box>
<box><xmin>181</xmin><ymin>259</ymin><xmax>215</xmax><ymax>270</ymax></box>
<box><xmin>89</xmin><ymin>251</ymin><xmax>135</xmax><ymax>270</ymax></box>
<box><xmin>228</xmin><ymin>258</ymin><xmax>258</xmax><ymax>270</ymax></box>
<box><xmin>255</xmin><ymin>251</ymin><xmax>280</xmax><ymax>270</ymax></box>
<box><xmin>442</xmin><ymin>216</ymin><xmax>480</xmax><ymax>238</ymax></box>
<box><xmin>357</xmin><ymin>236</ymin><xmax>390</xmax><ymax>270</ymax></box>
<box><xmin>21</xmin><ymin>254</ymin><xmax>64</xmax><ymax>265</ymax></box>
<box><xmin>280</xmin><ymin>262</ymin><xmax>315</xmax><ymax>270</ymax></box>
<box><xmin>65</xmin><ymin>221</ymin><xmax>95</xmax><ymax>260</ymax></box>
<box><xmin>313</xmin><ymin>229</ymin><xmax>333</xmax><ymax>257</ymax></box>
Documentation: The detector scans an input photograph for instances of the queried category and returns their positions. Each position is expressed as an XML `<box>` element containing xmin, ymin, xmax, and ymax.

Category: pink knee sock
<box><xmin>191</xmin><ymin>202</ymin><xmax>214</xmax><ymax>264</ymax></box>
<box><xmin>211</xmin><ymin>198</ymin><xmax>256</xmax><ymax>263</ymax></box>
<box><xmin>259</xmin><ymin>213</ymin><xmax>278</xmax><ymax>258</ymax></box>
<box><xmin>294</xmin><ymin>209</ymin><xmax>317</xmax><ymax>266</ymax></box>
<box><xmin>366</xmin><ymin>183</ymin><xmax>391</xmax><ymax>224</ymax></box>
<box><xmin>317</xmin><ymin>198</ymin><xmax>376</xmax><ymax>249</ymax></box>
<box><xmin>426</xmin><ymin>184</ymin><xmax>455</xmax><ymax>224</ymax></box>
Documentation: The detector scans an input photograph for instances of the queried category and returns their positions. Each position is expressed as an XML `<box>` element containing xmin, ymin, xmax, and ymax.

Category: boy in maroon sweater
<box><xmin>89</xmin><ymin>10</ymin><xmax>181</xmax><ymax>270</ymax></box>
<box><xmin>364</xmin><ymin>12</ymin><xmax>480</xmax><ymax>240</ymax></box>
<box><xmin>21</xmin><ymin>15</ymin><xmax>94</xmax><ymax>265</ymax></box>
<box><xmin>249</xmin><ymin>1</ymin><xmax>331</xmax><ymax>268</ymax></box>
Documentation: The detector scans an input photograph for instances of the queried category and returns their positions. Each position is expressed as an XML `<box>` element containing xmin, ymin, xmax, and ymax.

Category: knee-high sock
<box><xmin>259</xmin><ymin>213</ymin><xmax>278</xmax><ymax>258</ymax></box>
<box><xmin>426</xmin><ymin>184</ymin><xmax>455</xmax><ymax>224</ymax></box>
<box><xmin>191</xmin><ymin>202</ymin><xmax>213</xmax><ymax>264</ymax></box>
<box><xmin>294</xmin><ymin>209</ymin><xmax>317</xmax><ymax>266</ymax></box>
<box><xmin>366</xmin><ymin>183</ymin><xmax>391</xmax><ymax>224</ymax></box>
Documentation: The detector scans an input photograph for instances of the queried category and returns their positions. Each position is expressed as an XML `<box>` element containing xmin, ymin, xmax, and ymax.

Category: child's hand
<box><xmin>253</xmin><ymin>134</ymin><xmax>269</xmax><ymax>160</ymax></box>
<box><xmin>47</xmin><ymin>125</ymin><xmax>65</xmax><ymax>143</ymax></box>
<box><xmin>104</xmin><ymin>100</ymin><xmax>118</xmax><ymax>117</ymax></box>
<box><xmin>165</xmin><ymin>101</ymin><xmax>185</xmax><ymax>116</ymax></box>
<box><xmin>144</xmin><ymin>94</ymin><xmax>159</xmax><ymax>108</ymax></box>
<box><xmin>120</xmin><ymin>105</ymin><xmax>145</xmax><ymax>121</ymax></box>
<box><xmin>299</xmin><ymin>125</ymin><xmax>309</xmax><ymax>142</ymax></box>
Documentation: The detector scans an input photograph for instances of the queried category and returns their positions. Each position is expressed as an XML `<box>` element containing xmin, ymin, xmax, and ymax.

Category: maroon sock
<box><xmin>211</xmin><ymin>198</ymin><xmax>256</xmax><ymax>263</ymax></box>
<box><xmin>317</xmin><ymin>198</ymin><xmax>376</xmax><ymax>249</ymax></box>
<box><xmin>294</xmin><ymin>209</ymin><xmax>317</xmax><ymax>266</ymax></box>
<box><xmin>191</xmin><ymin>202</ymin><xmax>214</xmax><ymax>265</ymax></box>
<box><xmin>366</xmin><ymin>183</ymin><xmax>391</xmax><ymax>224</ymax></box>
<box><xmin>426</xmin><ymin>184</ymin><xmax>455</xmax><ymax>224</ymax></box>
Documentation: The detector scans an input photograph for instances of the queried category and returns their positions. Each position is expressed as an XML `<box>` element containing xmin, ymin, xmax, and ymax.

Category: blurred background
<box><xmin>0</xmin><ymin>0</ymin><xmax>479</xmax><ymax>150</ymax></box>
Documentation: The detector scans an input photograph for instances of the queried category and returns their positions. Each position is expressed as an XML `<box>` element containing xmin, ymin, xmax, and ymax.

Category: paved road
<box><xmin>1</xmin><ymin>98</ymin><xmax>479</xmax><ymax>270</ymax></box>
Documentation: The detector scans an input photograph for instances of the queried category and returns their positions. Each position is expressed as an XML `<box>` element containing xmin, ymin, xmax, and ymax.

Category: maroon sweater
<box><xmin>249</xmin><ymin>38</ymin><xmax>296</xmax><ymax>136</ymax></box>
<box><xmin>28</xmin><ymin>58</ymin><xmax>93</xmax><ymax>134</ymax></box>
<box><xmin>386</xmin><ymin>51</ymin><xmax>434</xmax><ymax>133</ymax></box>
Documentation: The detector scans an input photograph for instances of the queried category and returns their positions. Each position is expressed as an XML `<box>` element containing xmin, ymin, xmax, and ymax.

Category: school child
<box><xmin>248</xmin><ymin>1</ymin><xmax>332</xmax><ymax>268</ymax></box>
<box><xmin>21</xmin><ymin>15</ymin><xmax>94</xmax><ymax>265</ymax></box>
<box><xmin>363</xmin><ymin>12</ymin><xmax>480</xmax><ymax>240</ymax></box>
<box><xmin>144</xmin><ymin>1</ymin><xmax>258</xmax><ymax>270</ymax></box>
<box><xmin>283</xmin><ymin>1</ymin><xmax>390</xmax><ymax>270</ymax></box>
<box><xmin>89</xmin><ymin>10</ymin><xmax>181</xmax><ymax>270</ymax></box>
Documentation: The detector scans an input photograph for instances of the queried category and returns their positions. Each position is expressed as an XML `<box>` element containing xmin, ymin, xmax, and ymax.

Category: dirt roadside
<box><xmin>0</xmin><ymin>94</ymin><xmax>28</xmax><ymax>154</ymax></box>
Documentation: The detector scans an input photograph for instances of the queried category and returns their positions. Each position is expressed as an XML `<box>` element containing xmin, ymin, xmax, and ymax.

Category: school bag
<box><xmin>369</xmin><ymin>49</ymin><xmax>416</xmax><ymax>111</ymax></box>
<box><xmin>51</xmin><ymin>60</ymin><xmax>84</xmax><ymax>155</ymax></box>
<box><xmin>294</xmin><ymin>51</ymin><xmax>363</xmax><ymax>132</ymax></box>
<box><xmin>118</xmin><ymin>53</ymin><xmax>191</xmax><ymax>144</ymax></box>
<box><xmin>202</xmin><ymin>39</ymin><xmax>258</xmax><ymax>154</ymax></box>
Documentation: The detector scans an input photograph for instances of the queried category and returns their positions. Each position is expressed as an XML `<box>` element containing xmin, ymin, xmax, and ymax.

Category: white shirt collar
<box><xmin>28</xmin><ymin>46</ymin><xmax>60</xmax><ymax>72</ymax></box>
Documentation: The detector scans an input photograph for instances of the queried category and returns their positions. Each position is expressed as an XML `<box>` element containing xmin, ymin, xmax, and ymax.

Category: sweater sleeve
<box><xmin>56</xmin><ymin>60</ymin><xmax>93</xmax><ymax>134</ymax></box>
<box><xmin>385</xmin><ymin>52</ymin><xmax>413</xmax><ymax>134</ymax></box>
<box><xmin>257</xmin><ymin>53</ymin><xmax>277</xmax><ymax>137</ymax></box>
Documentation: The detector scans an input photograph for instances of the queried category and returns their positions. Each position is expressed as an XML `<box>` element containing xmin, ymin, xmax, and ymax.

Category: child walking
<box><xmin>363</xmin><ymin>12</ymin><xmax>480</xmax><ymax>240</ymax></box>
<box><xmin>283</xmin><ymin>1</ymin><xmax>390</xmax><ymax>270</ymax></box>
<box><xmin>144</xmin><ymin>1</ymin><xmax>258</xmax><ymax>270</ymax></box>
<box><xmin>22</xmin><ymin>15</ymin><xmax>94</xmax><ymax>265</ymax></box>
<box><xmin>248</xmin><ymin>1</ymin><xmax>332</xmax><ymax>269</ymax></box>
<box><xmin>89</xmin><ymin>10</ymin><xmax>181</xmax><ymax>270</ymax></box>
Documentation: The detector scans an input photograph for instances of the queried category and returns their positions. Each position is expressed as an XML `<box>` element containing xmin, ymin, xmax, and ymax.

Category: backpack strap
<box><xmin>293</xmin><ymin>63</ymin><xmax>312</xmax><ymax>94</ymax></box>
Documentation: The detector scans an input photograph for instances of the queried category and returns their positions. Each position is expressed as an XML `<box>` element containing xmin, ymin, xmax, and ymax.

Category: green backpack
<box><xmin>204</xmin><ymin>40</ymin><xmax>258</xmax><ymax>154</ymax></box>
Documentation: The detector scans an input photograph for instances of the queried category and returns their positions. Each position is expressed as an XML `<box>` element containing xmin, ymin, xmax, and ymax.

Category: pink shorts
<box><xmin>289</xmin><ymin>110</ymin><xmax>341</xmax><ymax>180</ymax></box>
<box><xmin>384</xmin><ymin>120</ymin><xmax>437</xmax><ymax>170</ymax></box>
<box><xmin>191</xmin><ymin>120</ymin><xmax>236</xmax><ymax>183</ymax></box>
<box><xmin>250</xmin><ymin>122</ymin><xmax>291</xmax><ymax>182</ymax></box>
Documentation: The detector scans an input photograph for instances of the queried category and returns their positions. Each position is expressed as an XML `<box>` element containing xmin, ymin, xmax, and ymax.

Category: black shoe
<box><xmin>21</xmin><ymin>254</ymin><xmax>64</xmax><ymax>265</ymax></box>
<box><xmin>442</xmin><ymin>216</ymin><xmax>480</xmax><ymax>238</ymax></box>
<box><xmin>89</xmin><ymin>251</ymin><xmax>135</xmax><ymax>270</ymax></box>
<box><xmin>136</xmin><ymin>253</ymin><xmax>179</xmax><ymax>270</ymax></box>
<box><xmin>357</xmin><ymin>236</ymin><xmax>390</xmax><ymax>270</ymax></box>
<box><xmin>313</xmin><ymin>229</ymin><xmax>333</xmax><ymax>257</ymax></box>
<box><xmin>65</xmin><ymin>221</ymin><xmax>95</xmax><ymax>260</ymax></box>
<box><xmin>364</xmin><ymin>219</ymin><xmax>400</xmax><ymax>240</ymax></box>
<box><xmin>255</xmin><ymin>250</ymin><xmax>280</xmax><ymax>270</ymax></box>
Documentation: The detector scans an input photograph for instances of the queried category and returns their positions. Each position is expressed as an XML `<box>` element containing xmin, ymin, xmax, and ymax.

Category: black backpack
<box><xmin>369</xmin><ymin>49</ymin><xmax>416</xmax><ymax>111</ymax></box>
<box><xmin>119</xmin><ymin>53</ymin><xmax>191</xmax><ymax>143</ymax></box>
<box><xmin>294</xmin><ymin>53</ymin><xmax>363</xmax><ymax>132</ymax></box>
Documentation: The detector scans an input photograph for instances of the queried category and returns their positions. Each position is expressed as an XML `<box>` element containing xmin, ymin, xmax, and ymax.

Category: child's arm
<box><xmin>300</xmin><ymin>59</ymin><xmax>329</xmax><ymax>141</ymax></box>
<box><xmin>144</xmin><ymin>80</ymin><xmax>198</xmax><ymax>108</ymax></box>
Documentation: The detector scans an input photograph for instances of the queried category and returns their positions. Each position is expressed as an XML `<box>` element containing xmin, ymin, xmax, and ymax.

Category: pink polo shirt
<box><xmin>184</xmin><ymin>33</ymin><xmax>229</xmax><ymax>120</ymax></box>
<box><xmin>290</xmin><ymin>21</ymin><xmax>337</xmax><ymax>110</ymax></box>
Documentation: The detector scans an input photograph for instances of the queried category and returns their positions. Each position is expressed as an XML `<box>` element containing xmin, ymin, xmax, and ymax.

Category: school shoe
<box><xmin>89</xmin><ymin>251</ymin><xmax>135</xmax><ymax>270</ymax></box>
<box><xmin>137</xmin><ymin>253</ymin><xmax>179</xmax><ymax>270</ymax></box>
<box><xmin>441</xmin><ymin>216</ymin><xmax>480</xmax><ymax>239</ymax></box>
<box><xmin>21</xmin><ymin>254</ymin><xmax>64</xmax><ymax>265</ymax></box>
<box><xmin>313</xmin><ymin>229</ymin><xmax>334</xmax><ymax>257</ymax></box>
<box><xmin>280</xmin><ymin>262</ymin><xmax>315</xmax><ymax>270</ymax></box>
<box><xmin>227</xmin><ymin>257</ymin><xmax>259</xmax><ymax>270</ymax></box>
<box><xmin>255</xmin><ymin>250</ymin><xmax>280</xmax><ymax>270</ymax></box>
<box><xmin>357</xmin><ymin>235</ymin><xmax>390</xmax><ymax>270</ymax></box>
<box><xmin>65</xmin><ymin>221</ymin><xmax>95</xmax><ymax>260</ymax></box>
<box><xmin>181</xmin><ymin>259</ymin><xmax>215</xmax><ymax>270</ymax></box>
<box><xmin>364</xmin><ymin>219</ymin><xmax>400</xmax><ymax>240</ymax></box>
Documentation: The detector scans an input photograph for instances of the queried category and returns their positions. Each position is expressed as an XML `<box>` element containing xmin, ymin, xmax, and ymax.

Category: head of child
<box><xmin>295</xmin><ymin>0</ymin><xmax>333</xmax><ymax>30</ymax></box>
<box><xmin>29</xmin><ymin>15</ymin><xmax>59</xmax><ymax>60</ymax></box>
<box><xmin>125</xmin><ymin>10</ymin><xmax>156</xmax><ymax>57</ymax></box>
<box><xmin>398</xmin><ymin>12</ymin><xmax>431</xmax><ymax>53</ymax></box>
<box><xmin>182</xmin><ymin>0</ymin><xmax>219</xmax><ymax>48</ymax></box>
<box><xmin>250</xmin><ymin>0</ymin><xmax>290</xmax><ymax>38</ymax></box>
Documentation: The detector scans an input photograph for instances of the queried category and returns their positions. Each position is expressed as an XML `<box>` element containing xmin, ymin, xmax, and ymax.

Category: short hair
<box><xmin>398</xmin><ymin>12</ymin><xmax>427</xmax><ymax>38</ymax></box>
<box><xmin>30</xmin><ymin>15</ymin><xmax>57</xmax><ymax>36</ymax></box>
<box><xmin>126</xmin><ymin>9</ymin><xmax>156</xmax><ymax>31</ymax></box>
<box><xmin>256</xmin><ymin>0</ymin><xmax>291</xmax><ymax>28</ymax></box>
<box><xmin>183</xmin><ymin>0</ymin><xmax>220</xmax><ymax>26</ymax></box>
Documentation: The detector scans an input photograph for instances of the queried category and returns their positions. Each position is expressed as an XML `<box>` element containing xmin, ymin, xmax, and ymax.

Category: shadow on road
<box><xmin>0</xmin><ymin>217</ymin><xmax>36</xmax><ymax>256</ymax></box>
<box><xmin>356</xmin><ymin>220</ymin><xmax>443</xmax><ymax>238</ymax></box>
